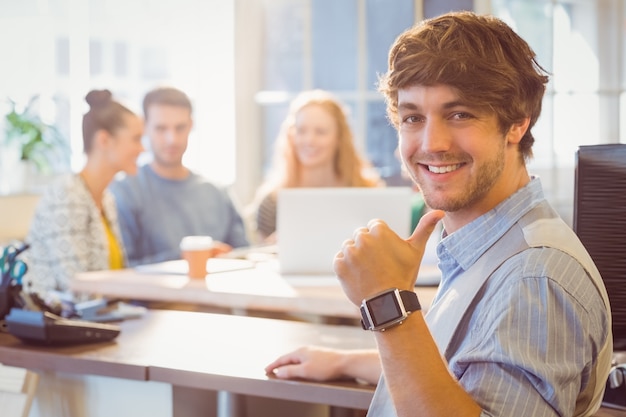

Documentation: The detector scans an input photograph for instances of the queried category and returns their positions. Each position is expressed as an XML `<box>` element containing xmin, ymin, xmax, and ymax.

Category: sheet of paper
<box><xmin>135</xmin><ymin>258</ymin><xmax>255</xmax><ymax>275</ymax></box>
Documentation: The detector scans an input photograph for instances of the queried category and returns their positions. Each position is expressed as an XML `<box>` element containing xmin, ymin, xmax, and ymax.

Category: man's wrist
<box><xmin>360</xmin><ymin>288</ymin><xmax>421</xmax><ymax>331</ymax></box>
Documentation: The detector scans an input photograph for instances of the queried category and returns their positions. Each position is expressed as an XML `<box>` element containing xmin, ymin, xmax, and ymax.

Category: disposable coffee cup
<box><xmin>180</xmin><ymin>236</ymin><xmax>215</xmax><ymax>279</ymax></box>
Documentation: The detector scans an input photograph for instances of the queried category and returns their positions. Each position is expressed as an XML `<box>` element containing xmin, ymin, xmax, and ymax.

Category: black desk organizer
<box><xmin>0</xmin><ymin>242</ymin><xmax>29</xmax><ymax>320</ymax></box>
<box><xmin>0</xmin><ymin>284</ymin><xmax>14</xmax><ymax>322</ymax></box>
<box><xmin>0</xmin><ymin>243</ymin><xmax>120</xmax><ymax>345</ymax></box>
<box><xmin>604</xmin><ymin>360</ymin><xmax>626</xmax><ymax>410</ymax></box>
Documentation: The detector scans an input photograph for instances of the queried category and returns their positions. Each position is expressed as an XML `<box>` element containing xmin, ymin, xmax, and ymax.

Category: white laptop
<box><xmin>277</xmin><ymin>187</ymin><xmax>413</xmax><ymax>275</ymax></box>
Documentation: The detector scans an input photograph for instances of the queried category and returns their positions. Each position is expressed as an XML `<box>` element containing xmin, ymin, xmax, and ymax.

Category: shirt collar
<box><xmin>437</xmin><ymin>176</ymin><xmax>546</xmax><ymax>273</ymax></box>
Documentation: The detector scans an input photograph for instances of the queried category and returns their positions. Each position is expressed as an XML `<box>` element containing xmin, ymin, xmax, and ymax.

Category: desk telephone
<box><xmin>1</xmin><ymin>242</ymin><xmax>120</xmax><ymax>345</ymax></box>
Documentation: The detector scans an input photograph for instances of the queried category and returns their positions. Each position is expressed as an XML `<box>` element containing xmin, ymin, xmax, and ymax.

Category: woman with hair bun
<box><xmin>25</xmin><ymin>89</ymin><xmax>144</xmax><ymax>300</ymax></box>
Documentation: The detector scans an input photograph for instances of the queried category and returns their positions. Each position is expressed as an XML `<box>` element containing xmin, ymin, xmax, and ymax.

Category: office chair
<box><xmin>573</xmin><ymin>143</ymin><xmax>626</xmax><ymax>409</ymax></box>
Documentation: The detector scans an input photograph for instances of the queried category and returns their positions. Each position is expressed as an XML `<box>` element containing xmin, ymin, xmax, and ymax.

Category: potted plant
<box><xmin>2</xmin><ymin>95</ymin><xmax>69</xmax><ymax>192</ymax></box>
<box><xmin>4</xmin><ymin>95</ymin><xmax>69</xmax><ymax>173</ymax></box>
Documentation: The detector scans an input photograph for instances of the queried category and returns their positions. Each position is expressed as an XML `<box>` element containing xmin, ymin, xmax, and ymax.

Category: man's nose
<box><xmin>421</xmin><ymin>119</ymin><xmax>452</xmax><ymax>153</ymax></box>
<box><xmin>164</xmin><ymin>130</ymin><xmax>176</xmax><ymax>144</ymax></box>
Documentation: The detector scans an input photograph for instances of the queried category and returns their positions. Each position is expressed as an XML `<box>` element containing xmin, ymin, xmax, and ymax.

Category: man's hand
<box><xmin>333</xmin><ymin>210</ymin><xmax>445</xmax><ymax>306</ymax></box>
<box><xmin>265</xmin><ymin>346</ymin><xmax>350</xmax><ymax>382</ymax></box>
<box><xmin>265</xmin><ymin>346</ymin><xmax>381</xmax><ymax>384</ymax></box>
<box><xmin>211</xmin><ymin>241</ymin><xmax>233</xmax><ymax>256</ymax></box>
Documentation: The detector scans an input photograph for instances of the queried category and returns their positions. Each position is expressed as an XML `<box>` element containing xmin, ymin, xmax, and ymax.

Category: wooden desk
<box><xmin>0</xmin><ymin>309</ymin><xmax>623</xmax><ymax>417</ymax></box>
<box><xmin>144</xmin><ymin>310</ymin><xmax>376</xmax><ymax>416</ymax></box>
<box><xmin>0</xmin><ymin>309</ymin><xmax>376</xmax><ymax>417</ymax></box>
<box><xmin>71</xmin><ymin>260</ymin><xmax>439</xmax><ymax>320</ymax></box>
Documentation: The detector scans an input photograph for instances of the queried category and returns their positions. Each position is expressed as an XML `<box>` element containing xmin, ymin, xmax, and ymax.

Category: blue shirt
<box><xmin>109</xmin><ymin>165</ymin><xmax>249</xmax><ymax>267</ymax></box>
<box><xmin>369</xmin><ymin>178</ymin><xmax>611</xmax><ymax>417</ymax></box>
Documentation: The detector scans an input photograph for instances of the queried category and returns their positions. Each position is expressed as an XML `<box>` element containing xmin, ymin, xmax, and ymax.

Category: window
<box><xmin>0</xmin><ymin>0</ymin><xmax>236</xmax><ymax>194</ymax></box>
<box><xmin>254</xmin><ymin>0</ymin><xmax>473</xmax><ymax>186</ymax></box>
<box><xmin>1</xmin><ymin>0</ymin><xmax>624</xmax><ymax>223</ymax></box>
<box><xmin>249</xmin><ymin>0</ymin><xmax>626</xmax><ymax>224</ymax></box>
<box><xmin>490</xmin><ymin>0</ymin><xmax>625</xmax><ymax>223</ymax></box>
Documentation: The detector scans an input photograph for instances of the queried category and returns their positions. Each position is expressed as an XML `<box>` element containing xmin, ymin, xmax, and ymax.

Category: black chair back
<box><xmin>574</xmin><ymin>144</ymin><xmax>626</xmax><ymax>351</ymax></box>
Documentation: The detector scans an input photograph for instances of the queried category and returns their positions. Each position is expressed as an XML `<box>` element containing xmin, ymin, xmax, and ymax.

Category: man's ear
<box><xmin>507</xmin><ymin>117</ymin><xmax>531</xmax><ymax>145</ymax></box>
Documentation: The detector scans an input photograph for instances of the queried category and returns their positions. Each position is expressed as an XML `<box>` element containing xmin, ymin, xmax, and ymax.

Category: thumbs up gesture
<box><xmin>333</xmin><ymin>210</ymin><xmax>444</xmax><ymax>307</ymax></box>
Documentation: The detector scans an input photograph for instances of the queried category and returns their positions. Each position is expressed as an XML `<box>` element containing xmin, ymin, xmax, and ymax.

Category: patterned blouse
<box><xmin>24</xmin><ymin>174</ymin><xmax>125</xmax><ymax>298</ymax></box>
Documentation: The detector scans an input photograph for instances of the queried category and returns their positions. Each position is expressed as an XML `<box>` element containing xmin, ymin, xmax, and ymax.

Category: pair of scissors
<box><xmin>1</xmin><ymin>244</ymin><xmax>29</xmax><ymax>288</ymax></box>
<box><xmin>6</xmin><ymin>259</ymin><xmax>27</xmax><ymax>286</ymax></box>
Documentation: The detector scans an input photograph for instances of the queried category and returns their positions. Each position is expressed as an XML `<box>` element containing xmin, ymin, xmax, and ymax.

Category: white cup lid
<box><xmin>180</xmin><ymin>235</ymin><xmax>214</xmax><ymax>251</ymax></box>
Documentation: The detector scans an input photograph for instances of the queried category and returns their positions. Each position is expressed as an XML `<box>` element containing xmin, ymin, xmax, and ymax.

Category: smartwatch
<box><xmin>360</xmin><ymin>288</ymin><xmax>421</xmax><ymax>331</ymax></box>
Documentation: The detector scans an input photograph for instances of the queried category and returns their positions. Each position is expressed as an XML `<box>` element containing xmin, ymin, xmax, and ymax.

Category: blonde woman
<box><xmin>252</xmin><ymin>90</ymin><xmax>382</xmax><ymax>243</ymax></box>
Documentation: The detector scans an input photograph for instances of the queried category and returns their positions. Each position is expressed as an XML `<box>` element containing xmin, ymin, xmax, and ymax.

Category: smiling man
<box><xmin>265</xmin><ymin>11</ymin><xmax>612</xmax><ymax>417</ymax></box>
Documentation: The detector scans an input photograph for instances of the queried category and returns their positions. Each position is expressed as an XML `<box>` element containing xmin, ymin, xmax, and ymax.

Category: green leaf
<box><xmin>3</xmin><ymin>95</ymin><xmax>69</xmax><ymax>173</ymax></box>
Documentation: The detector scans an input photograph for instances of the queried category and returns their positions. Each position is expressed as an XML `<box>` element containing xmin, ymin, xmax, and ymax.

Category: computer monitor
<box><xmin>573</xmin><ymin>144</ymin><xmax>626</xmax><ymax>351</ymax></box>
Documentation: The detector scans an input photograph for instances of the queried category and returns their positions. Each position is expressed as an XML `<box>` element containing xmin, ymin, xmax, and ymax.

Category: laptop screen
<box><xmin>277</xmin><ymin>187</ymin><xmax>413</xmax><ymax>275</ymax></box>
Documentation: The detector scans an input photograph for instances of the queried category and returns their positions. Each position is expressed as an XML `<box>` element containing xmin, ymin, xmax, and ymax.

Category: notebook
<box><xmin>277</xmin><ymin>187</ymin><xmax>414</xmax><ymax>275</ymax></box>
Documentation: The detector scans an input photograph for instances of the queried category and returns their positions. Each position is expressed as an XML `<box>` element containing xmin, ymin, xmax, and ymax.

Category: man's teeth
<box><xmin>428</xmin><ymin>164</ymin><xmax>462</xmax><ymax>173</ymax></box>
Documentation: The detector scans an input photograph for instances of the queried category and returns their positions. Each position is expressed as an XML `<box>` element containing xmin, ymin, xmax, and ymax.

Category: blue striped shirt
<box><xmin>434</xmin><ymin>178</ymin><xmax>610</xmax><ymax>416</ymax></box>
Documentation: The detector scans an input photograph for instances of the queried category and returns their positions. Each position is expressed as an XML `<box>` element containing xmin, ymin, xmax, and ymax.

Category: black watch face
<box><xmin>366</xmin><ymin>291</ymin><xmax>402</xmax><ymax>327</ymax></box>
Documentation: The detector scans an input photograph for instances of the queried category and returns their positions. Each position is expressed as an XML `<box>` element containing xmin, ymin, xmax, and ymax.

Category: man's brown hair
<box><xmin>142</xmin><ymin>87</ymin><xmax>192</xmax><ymax>120</ymax></box>
<box><xmin>378</xmin><ymin>11</ymin><xmax>549</xmax><ymax>162</ymax></box>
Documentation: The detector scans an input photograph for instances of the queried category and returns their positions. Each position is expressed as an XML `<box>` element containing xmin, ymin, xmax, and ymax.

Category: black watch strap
<box><xmin>399</xmin><ymin>290</ymin><xmax>421</xmax><ymax>311</ymax></box>
<box><xmin>360</xmin><ymin>289</ymin><xmax>421</xmax><ymax>331</ymax></box>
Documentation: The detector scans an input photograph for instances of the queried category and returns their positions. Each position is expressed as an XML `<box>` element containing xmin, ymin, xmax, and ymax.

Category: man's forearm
<box><xmin>374</xmin><ymin>312</ymin><xmax>482</xmax><ymax>417</ymax></box>
<box><xmin>339</xmin><ymin>349</ymin><xmax>382</xmax><ymax>385</ymax></box>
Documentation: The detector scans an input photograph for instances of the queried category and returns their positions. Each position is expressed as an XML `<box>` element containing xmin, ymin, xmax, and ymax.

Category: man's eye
<box><xmin>452</xmin><ymin>112</ymin><xmax>472</xmax><ymax>120</ymax></box>
<box><xmin>402</xmin><ymin>115</ymin><xmax>422</xmax><ymax>124</ymax></box>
